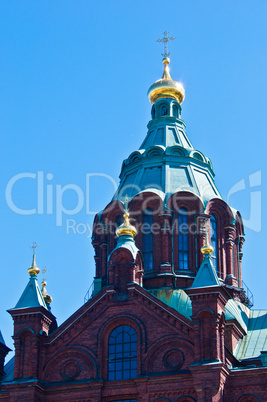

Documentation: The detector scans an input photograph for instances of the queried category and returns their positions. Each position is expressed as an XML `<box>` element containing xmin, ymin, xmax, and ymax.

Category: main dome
<box><xmin>147</xmin><ymin>57</ymin><xmax>185</xmax><ymax>104</ymax></box>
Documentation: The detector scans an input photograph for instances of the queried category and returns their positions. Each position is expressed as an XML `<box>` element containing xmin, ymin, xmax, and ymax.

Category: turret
<box><xmin>186</xmin><ymin>233</ymin><xmax>230</xmax><ymax>401</ymax></box>
<box><xmin>107</xmin><ymin>199</ymin><xmax>143</xmax><ymax>293</ymax></box>
<box><xmin>8</xmin><ymin>245</ymin><xmax>57</xmax><ymax>379</ymax></box>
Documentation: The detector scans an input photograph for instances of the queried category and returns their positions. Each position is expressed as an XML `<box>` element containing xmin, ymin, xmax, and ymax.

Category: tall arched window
<box><xmin>108</xmin><ymin>325</ymin><xmax>137</xmax><ymax>381</ymax></box>
<box><xmin>210</xmin><ymin>215</ymin><xmax>218</xmax><ymax>272</ymax></box>
<box><xmin>143</xmin><ymin>209</ymin><xmax>153</xmax><ymax>270</ymax></box>
<box><xmin>178</xmin><ymin>208</ymin><xmax>189</xmax><ymax>270</ymax></box>
<box><xmin>172</xmin><ymin>105</ymin><xmax>178</xmax><ymax>118</ymax></box>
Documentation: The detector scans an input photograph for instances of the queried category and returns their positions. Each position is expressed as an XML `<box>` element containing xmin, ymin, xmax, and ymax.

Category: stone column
<box><xmin>224</xmin><ymin>224</ymin><xmax>236</xmax><ymax>286</ymax></box>
<box><xmin>158</xmin><ymin>210</ymin><xmax>173</xmax><ymax>274</ymax></box>
<box><xmin>235</xmin><ymin>235</ymin><xmax>245</xmax><ymax>287</ymax></box>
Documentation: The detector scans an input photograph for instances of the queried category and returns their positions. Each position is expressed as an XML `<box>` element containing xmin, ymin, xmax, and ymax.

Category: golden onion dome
<box><xmin>148</xmin><ymin>57</ymin><xmax>185</xmax><ymax>105</ymax></box>
<box><xmin>116</xmin><ymin>211</ymin><xmax>137</xmax><ymax>238</ymax></box>
<box><xmin>41</xmin><ymin>280</ymin><xmax>53</xmax><ymax>304</ymax></box>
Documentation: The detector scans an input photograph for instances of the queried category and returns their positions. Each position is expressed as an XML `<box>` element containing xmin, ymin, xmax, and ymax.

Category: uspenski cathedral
<box><xmin>0</xmin><ymin>33</ymin><xmax>266</xmax><ymax>402</ymax></box>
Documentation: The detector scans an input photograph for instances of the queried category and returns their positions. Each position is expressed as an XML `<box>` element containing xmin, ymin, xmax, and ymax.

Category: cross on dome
<box><xmin>157</xmin><ymin>31</ymin><xmax>175</xmax><ymax>59</ymax></box>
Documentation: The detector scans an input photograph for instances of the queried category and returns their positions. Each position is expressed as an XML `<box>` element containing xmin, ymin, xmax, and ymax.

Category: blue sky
<box><xmin>1</xmin><ymin>1</ymin><xmax>267</xmax><ymax>352</ymax></box>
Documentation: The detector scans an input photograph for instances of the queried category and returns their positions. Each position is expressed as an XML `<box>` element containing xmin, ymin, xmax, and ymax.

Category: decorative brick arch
<box><xmin>176</xmin><ymin>397</ymin><xmax>196</xmax><ymax>402</ymax></box>
<box><xmin>97</xmin><ymin>314</ymin><xmax>147</xmax><ymax>379</ymax></box>
<box><xmin>15</xmin><ymin>327</ymin><xmax>34</xmax><ymax>337</ymax></box>
<box><xmin>43</xmin><ymin>346</ymin><xmax>97</xmax><ymax>382</ymax></box>
<box><xmin>237</xmin><ymin>395</ymin><xmax>260</xmax><ymax>402</ymax></box>
<box><xmin>205</xmin><ymin>198</ymin><xmax>236</xmax><ymax>281</ymax></box>
<box><xmin>205</xmin><ymin>198</ymin><xmax>234</xmax><ymax>225</ymax></box>
<box><xmin>144</xmin><ymin>336</ymin><xmax>194</xmax><ymax>374</ymax></box>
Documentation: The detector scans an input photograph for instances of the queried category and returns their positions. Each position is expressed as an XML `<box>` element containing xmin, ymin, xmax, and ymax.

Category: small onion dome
<box><xmin>41</xmin><ymin>281</ymin><xmax>53</xmax><ymax>304</ymax></box>
<box><xmin>28</xmin><ymin>253</ymin><xmax>40</xmax><ymax>276</ymax></box>
<box><xmin>116</xmin><ymin>211</ymin><xmax>137</xmax><ymax>238</ymax></box>
<box><xmin>201</xmin><ymin>235</ymin><xmax>214</xmax><ymax>255</ymax></box>
<box><xmin>147</xmin><ymin>57</ymin><xmax>185</xmax><ymax>104</ymax></box>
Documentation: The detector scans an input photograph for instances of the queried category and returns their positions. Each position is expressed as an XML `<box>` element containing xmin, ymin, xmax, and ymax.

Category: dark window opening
<box><xmin>108</xmin><ymin>325</ymin><xmax>137</xmax><ymax>381</ymax></box>
<box><xmin>143</xmin><ymin>209</ymin><xmax>153</xmax><ymax>270</ymax></box>
<box><xmin>178</xmin><ymin>208</ymin><xmax>189</xmax><ymax>270</ymax></box>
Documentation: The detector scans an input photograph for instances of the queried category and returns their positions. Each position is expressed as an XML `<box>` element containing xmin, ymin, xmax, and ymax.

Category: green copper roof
<box><xmin>225</xmin><ymin>299</ymin><xmax>250</xmax><ymax>332</ymax></box>
<box><xmin>191</xmin><ymin>254</ymin><xmax>220</xmax><ymax>288</ymax></box>
<box><xmin>148</xmin><ymin>288</ymin><xmax>192</xmax><ymax>320</ymax></box>
<box><xmin>148</xmin><ymin>287</ymin><xmax>266</xmax><ymax>362</ymax></box>
<box><xmin>12</xmin><ymin>274</ymin><xmax>47</xmax><ymax>310</ymax></box>
<box><xmin>114</xmin><ymin>98</ymin><xmax>221</xmax><ymax>206</ymax></box>
<box><xmin>234</xmin><ymin>309</ymin><xmax>267</xmax><ymax>360</ymax></box>
<box><xmin>108</xmin><ymin>234</ymin><xmax>139</xmax><ymax>260</ymax></box>
<box><xmin>2</xmin><ymin>356</ymin><xmax>15</xmax><ymax>383</ymax></box>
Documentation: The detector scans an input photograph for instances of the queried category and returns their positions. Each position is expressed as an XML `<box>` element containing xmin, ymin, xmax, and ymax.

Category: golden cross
<box><xmin>122</xmin><ymin>194</ymin><xmax>131</xmax><ymax>213</ymax></box>
<box><xmin>31</xmin><ymin>241</ymin><xmax>38</xmax><ymax>256</ymax></box>
<box><xmin>42</xmin><ymin>266</ymin><xmax>47</xmax><ymax>282</ymax></box>
<box><xmin>157</xmin><ymin>31</ymin><xmax>175</xmax><ymax>58</ymax></box>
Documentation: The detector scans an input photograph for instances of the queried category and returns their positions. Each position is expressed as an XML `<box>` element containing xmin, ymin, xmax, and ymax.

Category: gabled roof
<box><xmin>12</xmin><ymin>275</ymin><xmax>47</xmax><ymax>310</ymax></box>
<box><xmin>191</xmin><ymin>255</ymin><xmax>220</xmax><ymax>288</ymax></box>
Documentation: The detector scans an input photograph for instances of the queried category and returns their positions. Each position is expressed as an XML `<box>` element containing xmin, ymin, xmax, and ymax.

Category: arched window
<box><xmin>143</xmin><ymin>209</ymin><xmax>153</xmax><ymax>270</ymax></box>
<box><xmin>108</xmin><ymin>325</ymin><xmax>137</xmax><ymax>381</ymax></box>
<box><xmin>172</xmin><ymin>105</ymin><xmax>178</xmax><ymax>118</ymax></box>
<box><xmin>210</xmin><ymin>215</ymin><xmax>218</xmax><ymax>272</ymax></box>
<box><xmin>178</xmin><ymin>208</ymin><xmax>189</xmax><ymax>270</ymax></box>
<box><xmin>160</xmin><ymin>104</ymin><xmax>168</xmax><ymax>116</ymax></box>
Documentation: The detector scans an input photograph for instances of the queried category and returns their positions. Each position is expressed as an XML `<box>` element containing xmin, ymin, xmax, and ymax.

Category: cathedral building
<box><xmin>0</xmin><ymin>36</ymin><xmax>266</xmax><ymax>401</ymax></box>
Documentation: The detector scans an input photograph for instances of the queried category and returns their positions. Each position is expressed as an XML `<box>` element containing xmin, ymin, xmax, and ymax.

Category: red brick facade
<box><xmin>1</xmin><ymin>64</ymin><xmax>266</xmax><ymax>401</ymax></box>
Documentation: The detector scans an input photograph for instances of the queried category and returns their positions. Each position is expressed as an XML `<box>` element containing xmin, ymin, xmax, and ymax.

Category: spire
<box><xmin>201</xmin><ymin>230</ymin><xmax>214</xmax><ymax>256</ymax></box>
<box><xmin>28</xmin><ymin>242</ymin><xmax>40</xmax><ymax>276</ymax></box>
<box><xmin>148</xmin><ymin>31</ymin><xmax>185</xmax><ymax>105</ymax></box>
<box><xmin>191</xmin><ymin>228</ymin><xmax>220</xmax><ymax>289</ymax></box>
<box><xmin>13</xmin><ymin>244</ymin><xmax>47</xmax><ymax>310</ymax></box>
<box><xmin>116</xmin><ymin>196</ymin><xmax>137</xmax><ymax>238</ymax></box>
<box><xmin>113</xmin><ymin>35</ymin><xmax>221</xmax><ymax>205</ymax></box>
<box><xmin>41</xmin><ymin>267</ymin><xmax>52</xmax><ymax>311</ymax></box>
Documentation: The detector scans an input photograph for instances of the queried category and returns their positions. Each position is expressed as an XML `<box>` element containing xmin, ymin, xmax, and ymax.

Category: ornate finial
<box><xmin>41</xmin><ymin>266</ymin><xmax>52</xmax><ymax>305</ymax></box>
<box><xmin>28</xmin><ymin>242</ymin><xmax>40</xmax><ymax>276</ymax></box>
<box><xmin>42</xmin><ymin>267</ymin><xmax>47</xmax><ymax>282</ymax></box>
<box><xmin>157</xmin><ymin>31</ymin><xmax>175</xmax><ymax>59</ymax></box>
<box><xmin>116</xmin><ymin>197</ymin><xmax>137</xmax><ymax>238</ymax></box>
<box><xmin>201</xmin><ymin>225</ymin><xmax>214</xmax><ymax>256</ymax></box>
<box><xmin>31</xmin><ymin>241</ymin><xmax>38</xmax><ymax>256</ymax></box>
<box><xmin>123</xmin><ymin>194</ymin><xmax>131</xmax><ymax>214</ymax></box>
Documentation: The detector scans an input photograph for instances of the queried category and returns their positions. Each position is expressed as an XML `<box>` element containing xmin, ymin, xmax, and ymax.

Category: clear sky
<box><xmin>1</xmin><ymin>1</ymin><xmax>267</xmax><ymax>353</ymax></box>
